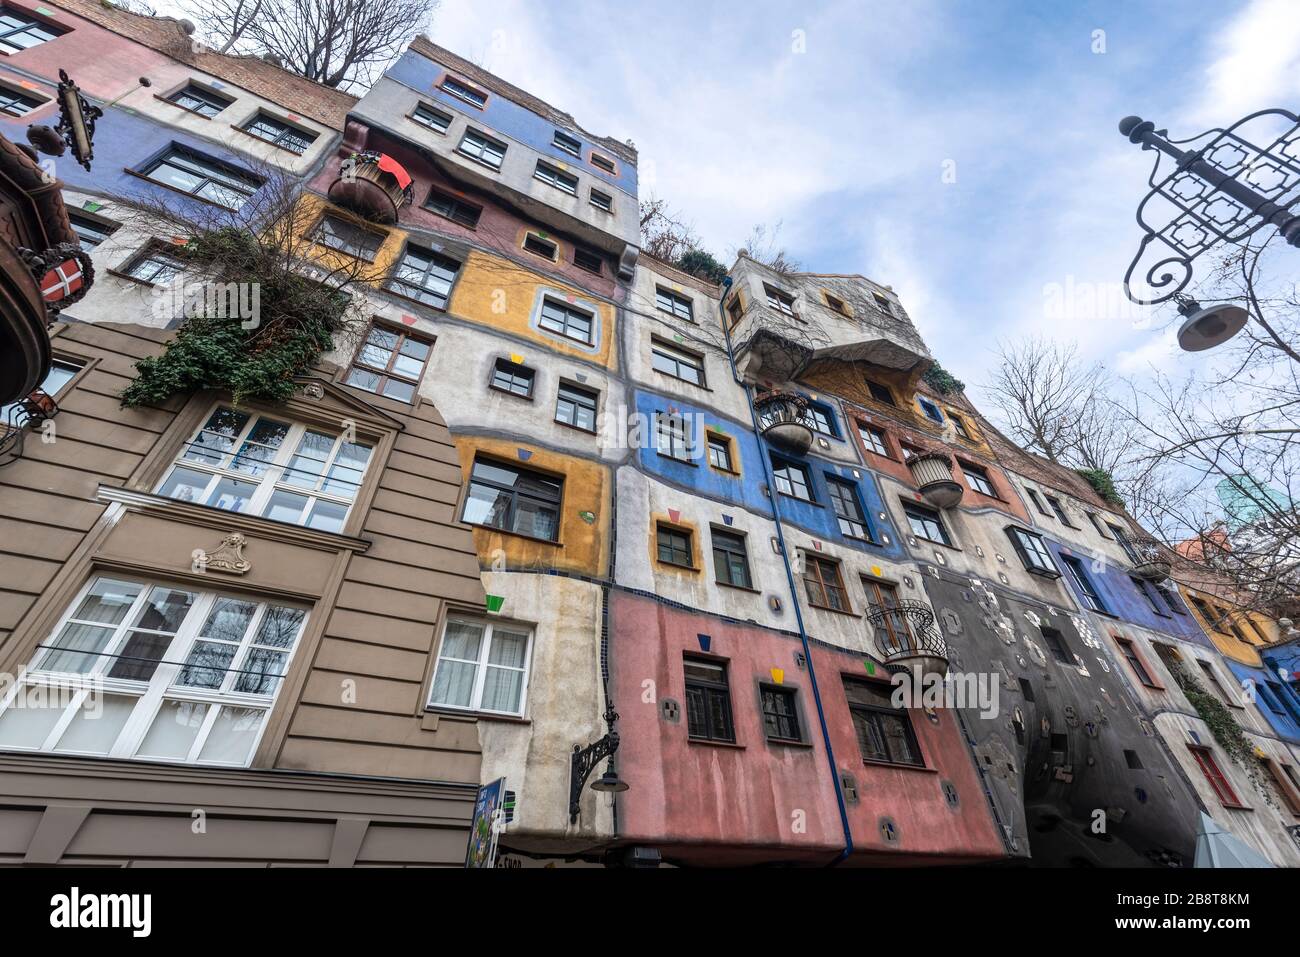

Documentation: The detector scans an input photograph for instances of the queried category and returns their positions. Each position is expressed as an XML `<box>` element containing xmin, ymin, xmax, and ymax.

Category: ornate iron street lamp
<box><xmin>1118</xmin><ymin>111</ymin><xmax>1300</xmax><ymax>320</ymax></box>
<box><xmin>568</xmin><ymin>700</ymin><xmax>627</xmax><ymax>824</ymax></box>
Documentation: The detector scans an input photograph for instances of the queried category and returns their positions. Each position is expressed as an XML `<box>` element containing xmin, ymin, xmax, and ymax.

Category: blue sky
<box><xmin>428</xmin><ymin>0</ymin><xmax>1300</xmax><ymax>390</ymax></box>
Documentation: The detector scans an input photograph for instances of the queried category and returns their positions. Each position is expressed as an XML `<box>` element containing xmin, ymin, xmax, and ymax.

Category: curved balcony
<box><xmin>754</xmin><ymin>390</ymin><xmax>813</xmax><ymax>455</ymax></box>
<box><xmin>907</xmin><ymin>451</ymin><xmax>964</xmax><ymax>509</ymax></box>
<box><xmin>866</xmin><ymin>599</ymin><xmax>949</xmax><ymax>680</ymax></box>
<box><xmin>1130</xmin><ymin>535</ymin><xmax>1173</xmax><ymax>581</ymax></box>
<box><xmin>328</xmin><ymin>151</ymin><xmax>414</xmax><ymax>224</ymax></box>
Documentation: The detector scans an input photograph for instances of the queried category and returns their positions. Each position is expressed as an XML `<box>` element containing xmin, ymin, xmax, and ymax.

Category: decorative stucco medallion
<box><xmin>940</xmin><ymin>608</ymin><xmax>962</xmax><ymax>635</ymax></box>
<box><xmin>660</xmin><ymin>698</ymin><xmax>681</xmax><ymax>723</ymax></box>
<box><xmin>301</xmin><ymin>381</ymin><xmax>324</xmax><ymax>399</ymax></box>
<box><xmin>194</xmin><ymin>532</ymin><xmax>251</xmax><ymax>575</ymax></box>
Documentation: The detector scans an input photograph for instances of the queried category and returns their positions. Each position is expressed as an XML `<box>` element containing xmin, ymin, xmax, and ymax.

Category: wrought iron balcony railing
<box><xmin>1130</xmin><ymin>535</ymin><xmax>1173</xmax><ymax>581</ymax></box>
<box><xmin>754</xmin><ymin>390</ymin><xmax>813</xmax><ymax>455</ymax></box>
<box><xmin>0</xmin><ymin>388</ymin><xmax>58</xmax><ymax>467</ymax></box>
<box><xmin>865</xmin><ymin>598</ymin><xmax>949</xmax><ymax>679</ymax></box>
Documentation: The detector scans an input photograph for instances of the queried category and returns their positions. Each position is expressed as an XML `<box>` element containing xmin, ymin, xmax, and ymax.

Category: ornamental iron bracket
<box><xmin>1119</xmin><ymin>110</ymin><xmax>1300</xmax><ymax>305</ymax></box>
<box><xmin>568</xmin><ymin>701</ymin><xmax>620</xmax><ymax>824</ymax></box>
<box><xmin>54</xmin><ymin>69</ymin><xmax>101</xmax><ymax>171</ymax></box>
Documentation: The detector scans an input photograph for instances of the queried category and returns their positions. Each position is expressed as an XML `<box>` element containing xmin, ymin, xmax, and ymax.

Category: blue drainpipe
<box><xmin>717</xmin><ymin>276</ymin><xmax>854</xmax><ymax>866</ymax></box>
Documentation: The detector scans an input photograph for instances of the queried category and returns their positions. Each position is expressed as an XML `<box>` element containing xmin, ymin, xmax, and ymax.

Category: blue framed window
<box><xmin>917</xmin><ymin>396</ymin><xmax>944</xmax><ymax>424</ymax></box>
<box><xmin>802</xmin><ymin>400</ymin><xmax>839</xmax><ymax>437</ymax></box>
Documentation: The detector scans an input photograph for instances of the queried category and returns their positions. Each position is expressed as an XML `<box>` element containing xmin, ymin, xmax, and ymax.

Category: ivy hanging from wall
<box><xmin>922</xmin><ymin>362</ymin><xmax>965</xmax><ymax>396</ymax></box>
<box><xmin>1074</xmin><ymin>467</ymin><xmax>1126</xmax><ymax>507</ymax></box>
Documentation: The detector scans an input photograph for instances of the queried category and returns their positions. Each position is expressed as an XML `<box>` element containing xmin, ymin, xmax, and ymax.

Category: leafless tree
<box><xmin>638</xmin><ymin>194</ymin><xmax>702</xmax><ymax>263</ymax></box>
<box><xmin>180</xmin><ymin>0</ymin><xmax>438</xmax><ymax>90</ymax></box>
<box><xmin>730</xmin><ymin>222</ymin><xmax>800</xmax><ymax>274</ymax></box>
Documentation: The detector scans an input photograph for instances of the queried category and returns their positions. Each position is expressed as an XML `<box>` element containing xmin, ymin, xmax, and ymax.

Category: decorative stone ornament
<box><xmin>195</xmin><ymin>532</ymin><xmax>251</xmax><ymax>575</ymax></box>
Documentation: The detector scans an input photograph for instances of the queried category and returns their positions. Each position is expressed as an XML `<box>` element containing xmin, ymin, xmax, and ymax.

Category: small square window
<box><xmin>650</xmin><ymin>338</ymin><xmax>705</xmax><ymax>385</ymax></box>
<box><xmin>1061</xmin><ymin>556</ymin><xmax>1108</xmax><ymax>614</ymax></box>
<box><xmin>463</xmin><ymin>457</ymin><xmax>562</xmax><ymax>542</ymax></box>
<box><xmin>538</xmin><ymin>297</ymin><xmax>594</xmax><ymax>344</ymax></box>
<box><xmin>961</xmin><ymin>461</ymin><xmax>996</xmax><ymax>497</ymax></box>
<box><xmin>1026</xmin><ymin>488</ymin><xmax>1052</xmax><ymax>517</ymax></box>
<box><xmin>141</xmin><ymin>146</ymin><xmax>261</xmax><ymax>210</ymax></box>
<box><xmin>490</xmin><ymin>358</ymin><xmax>534</xmax><ymax>398</ymax></box>
<box><xmin>589</xmin><ymin>189</ymin><xmax>613</xmax><ymax>213</ymax></box>
<box><xmin>555</xmin><ymin>382</ymin><xmax>598</xmax><ymax>432</ymax></box>
<box><xmin>826</xmin><ymin>477</ymin><xmax>871</xmax><ymax>540</ymax></box>
<box><xmin>345</xmin><ymin>323</ymin><xmax>433</xmax><ymax>403</ymax></box>
<box><xmin>523</xmin><ymin>233</ymin><xmax>558</xmax><ymax>261</ymax></box>
<box><xmin>803</xmin><ymin>554</ymin><xmax>849</xmax><ymax>611</ymax></box>
<box><xmin>764</xmin><ymin>283</ymin><xmax>797</xmax><ymax>317</ymax></box>
<box><xmin>1041</xmin><ymin>625</ymin><xmax>1074</xmax><ymax>665</ymax></box>
<box><xmin>0</xmin><ymin>9</ymin><xmax>65</xmax><ymax>54</ymax></box>
<box><xmin>866</xmin><ymin>380</ymin><xmax>895</xmax><ymax>406</ymax></box>
<box><xmin>685</xmin><ymin>657</ymin><xmax>734</xmax><ymax>742</ymax></box>
<box><xmin>166</xmin><ymin>83</ymin><xmax>233</xmax><ymax>118</ymax></box>
<box><xmin>903</xmin><ymin>501</ymin><xmax>950</xmax><ymax>546</ymax></box>
<box><xmin>772</xmin><ymin>458</ymin><xmax>814</xmax><ymax>502</ymax></box>
<box><xmin>411</xmin><ymin>102</ymin><xmax>452</xmax><ymax>133</ymax></box>
<box><xmin>458</xmin><ymin>128</ymin><xmax>507</xmax><ymax>169</ymax></box>
<box><xmin>1006</xmin><ymin>526</ymin><xmax>1059</xmax><ymax>577</ymax></box>
<box><xmin>711</xmin><ymin>529</ymin><xmax>751</xmax><ymax>588</ymax></box>
<box><xmin>917</xmin><ymin>396</ymin><xmax>944</xmax><ymax>423</ymax></box>
<box><xmin>553</xmin><ymin>130</ymin><xmax>582</xmax><ymax>156</ymax></box>
<box><xmin>656</xmin><ymin>524</ymin><xmax>694</xmax><ymax>568</ymax></box>
<box><xmin>824</xmin><ymin>292</ymin><xmax>849</xmax><ymax>316</ymax></box>
<box><xmin>872</xmin><ymin>292</ymin><xmax>894</xmax><ymax>315</ymax></box>
<box><xmin>424</xmin><ymin>187</ymin><xmax>482</xmax><ymax>228</ymax></box>
<box><xmin>123</xmin><ymin>243</ymin><xmax>185</xmax><ymax>285</ymax></box>
<box><xmin>1047</xmin><ymin>496</ymin><xmax>1076</xmax><ymax>527</ymax></box>
<box><xmin>386</xmin><ymin>244</ymin><xmax>461</xmax><ymax>309</ymax></box>
<box><xmin>950</xmin><ymin>413</ymin><xmax>973</xmax><ymax>440</ymax></box>
<box><xmin>69</xmin><ymin>211</ymin><xmax>119</xmax><ymax>249</ymax></box>
<box><xmin>572</xmin><ymin>247</ymin><xmax>602</xmax><ymax>275</ymax></box>
<box><xmin>312</xmin><ymin>214</ymin><xmax>384</xmax><ymax>260</ymax></box>
<box><xmin>654</xmin><ymin>411</ymin><xmax>695</xmax><ymax>462</ymax></box>
<box><xmin>241</xmin><ymin>112</ymin><xmax>317</xmax><ymax>154</ymax></box>
<box><xmin>589</xmin><ymin>152</ymin><xmax>616</xmax><ymax>174</ymax></box>
<box><xmin>857</xmin><ymin>422</ymin><xmax>890</xmax><ymax>457</ymax></box>
<box><xmin>706</xmin><ymin>434</ymin><xmax>734</xmax><ymax>472</ymax></box>
<box><xmin>655</xmin><ymin>287</ymin><xmax>694</xmax><ymax>322</ymax></box>
<box><xmin>0</xmin><ymin>84</ymin><xmax>44</xmax><ymax>117</ymax></box>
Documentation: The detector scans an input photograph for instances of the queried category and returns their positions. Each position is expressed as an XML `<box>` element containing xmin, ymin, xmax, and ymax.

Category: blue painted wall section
<box><xmin>1225</xmin><ymin>660</ymin><xmax>1300</xmax><ymax>743</ymax></box>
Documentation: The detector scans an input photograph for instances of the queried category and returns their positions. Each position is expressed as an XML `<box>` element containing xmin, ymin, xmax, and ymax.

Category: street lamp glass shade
<box><xmin>1176</xmin><ymin>301</ymin><xmax>1248</xmax><ymax>352</ymax></box>
<box><xmin>590</xmin><ymin>769</ymin><xmax>629</xmax><ymax>793</ymax></box>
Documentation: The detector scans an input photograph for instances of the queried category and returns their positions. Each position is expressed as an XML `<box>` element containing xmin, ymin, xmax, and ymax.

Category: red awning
<box><xmin>375</xmin><ymin>153</ymin><xmax>412</xmax><ymax>190</ymax></box>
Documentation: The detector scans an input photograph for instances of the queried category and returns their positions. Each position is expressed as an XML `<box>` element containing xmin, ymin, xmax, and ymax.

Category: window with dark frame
<box><xmin>589</xmin><ymin>188</ymin><xmax>613</xmax><ymax>212</ymax></box>
<box><xmin>490</xmin><ymin>358</ymin><xmax>534</xmax><ymax>398</ymax></box>
<box><xmin>1061</xmin><ymin>555</ymin><xmax>1108</xmax><ymax>613</ymax></box>
<box><xmin>463</xmin><ymin>457</ymin><xmax>563</xmax><ymax>542</ymax></box>
<box><xmin>1196</xmin><ymin>659</ymin><xmax>1235</xmax><ymax>705</ymax></box>
<box><xmin>572</xmin><ymin>247</ymin><xmax>602</xmax><ymax>275</ymax></box>
<box><xmin>411</xmin><ymin>102</ymin><xmax>452</xmax><ymax>133</ymax></box>
<box><xmin>141</xmin><ymin>147</ymin><xmax>261</xmax><ymax>209</ymax></box>
<box><xmin>1026</xmin><ymin>487</ymin><xmax>1051</xmax><ymax>517</ymax></box>
<box><xmin>761</xmin><ymin>685</ymin><xmax>801</xmax><ymax>742</ymax></box>
<box><xmin>458</xmin><ymin>128</ymin><xmax>507</xmax><ymax>169</ymax></box>
<box><xmin>866</xmin><ymin>379</ymin><xmax>896</xmax><ymax>406</ymax></box>
<box><xmin>803</xmin><ymin>555</ymin><xmax>849</xmax><ymax>612</ymax></box>
<box><xmin>312</xmin><ymin>214</ymin><xmax>383</xmax><ymax>260</ymax></box>
<box><xmin>962</xmin><ymin>461</ymin><xmax>996</xmax><ymax>496</ymax></box>
<box><xmin>845</xmin><ymin>678</ymin><xmax>923</xmax><ymax>767</ymax></box>
<box><xmin>1040</xmin><ymin>625</ymin><xmax>1074</xmax><ymax>665</ymax></box>
<box><xmin>124</xmin><ymin>244</ymin><xmax>186</xmax><ymax>285</ymax></box>
<box><xmin>872</xmin><ymin>292</ymin><xmax>894</xmax><ymax>315</ymax></box>
<box><xmin>539</xmin><ymin>297</ymin><xmax>594</xmax><ymax>344</ymax></box>
<box><xmin>0</xmin><ymin>8</ymin><xmax>64</xmax><ymax>53</ymax></box>
<box><xmin>772</xmin><ymin>458</ymin><xmax>813</xmax><ymax>502</ymax></box>
<box><xmin>824</xmin><ymin>292</ymin><xmax>849</xmax><ymax>316</ymax></box>
<box><xmin>589</xmin><ymin>152</ymin><xmax>616</xmax><ymax>174</ymax></box>
<box><xmin>441</xmin><ymin>76</ymin><xmax>487</xmax><ymax>107</ymax></box>
<box><xmin>706</xmin><ymin>434</ymin><xmax>734</xmax><ymax>472</ymax></box>
<box><xmin>1156</xmin><ymin>581</ymin><xmax>1188</xmax><ymax>616</ymax></box>
<box><xmin>534</xmin><ymin>160</ymin><xmax>578</xmax><ymax>195</ymax></box>
<box><xmin>1262</xmin><ymin>759</ymin><xmax>1300</xmax><ymax>815</ymax></box>
<box><xmin>857</xmin><ymin>422</ymin><xmax>889</xmax><ymax>457</ymax></box>
<box><xmin>424</xmin><ymin>187</ymin><xmax>482</xmax><ymax>228</ymax></box>
<box><xmin>650</xmin><ymin>338</ymin><xmax>704</xmax><ymax>385</ymax></box>
<box><xmin>950</xmin><ymin>413</ymin><xmax>973</xmax><ymax>440</ymax></box>
<box><xmin>863</xmin><ymin>579</ymin><xmax>912</xmax><ymax>653</ymax></box>
<box><xmin>656</xmin><ymin>524</ymin><xmax>693</xmax><ymax>568</ymax></box>
<box><xmin>1005</xmin><ymin>526</ymin><xmax>1059</xmax><ymax>577</ymax></box>
<box><xmin>764</xmin><ymin>283</ymin><xmax>798</xmax><ymax>317</ymax></box>
<box><xmin>241</xmin><ymin>112</ymin><xmax>317</xmax><ymax>154</ymax></box>
<box><xmin>555</xmin><ymin>382</ymin><xmax>597</xmax><ymax>432</ymax></box>
<box><xmin>711</xmin><ymin>529</ymin><xmax>752</xmax><ymax>588</ymax></box>
<box><xmin>726</xmin><ymin>296</ymin><xmax>744</xmax><ymax>327</ymax></box>
<box><xmin>69</xmin><ymin>211</ymin><xmax>118</xmax><ymax>248</ymax></box>
<box><xmin>917</xmin><ymin>396</ymin><xmax>944</xmax><ymax>423</ymax></box>
<box><xmin>165</xmin><ymin>83</ymin><xmax>232</xmax><ymax>117</ymax></box>
<box><xmin>1087</xmin><ymin>511</ymin><xmax>1110</xmax><ymax>537</ymax></box>
<box><xmin>1045</xmin><ymin>496</ymin><xmax>1074</xmax><ymax>526</ymax></box>
<box><xmin>1114</xmin><ymin>636</ymin><xmax>1158</xmax><ymax>687</ymax></box>
<box><xmin>803</xmin><ymin>401</ymin><xmax>838</xmax><ymax>436</ymax></box>
<box><xmin>1188</xmin><ymin>745</ymin><xmax>1244</xmax><ymax>807</ymax></box>
<box><xmin>2</xmin><ymin>359</ymin><xmax>80</xmax><ymax>423</ymax></box>
<box><xmin>345</xmin><ymin>324</ymin><xmax>432</xmax><ymax>402</ymax></box>
<box><xmin>0</xmin><ymin>85</ymin><xmax>43</xmax><ymax>116</ymax></box>
<box><xmin>902</xmin><ymin>501</ymin><xmax>950</xmax><ymax>545</ymax></box>
<box><xmin>1108</xmin><ymin>522</ymin><xmax>1141</xmax><ymax>562</ymax></box>
<box><xmin>655</xmin><ymin>286</ymin><xmax>694</xmax><ymax>321</ymax></box>
<box><xmin>684</xmin><ymin>658</ymin><xmax>734</xmax><ymax>743</ymax></box>
<box><xmin>1131</xmin><ymin>576</ymin><xmax>1170</xmax><ymax>617</ymax></box>
<box><xmin>386</xmin><ymin>244</ymin><xmax>460</xmax><ymax>308</ymax></box>
<box><xmin>654</xmin><ymin>411</ymin><xmax>694</xmax><ymax>462</ymax></box>
<box><xmin>523</xmin><ymin>233</ymin><xmax>558</xmax><ymax>260</ymax></box>
<box><xmin>826</xmin><ymin>476</ymin><xmax>870</xmax><ymax>540</ymax></box>
<box><xmin>1188</xmin><ymin>595</ymin><xmax>1229</xmax><ymax>634</ymax></box>
<box><xmin>552</xmin><ymin>129</ymin><xmax>582</xmax><ymax>156</ymax></box>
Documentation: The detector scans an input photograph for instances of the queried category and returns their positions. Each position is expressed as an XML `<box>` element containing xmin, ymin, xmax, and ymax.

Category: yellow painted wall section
<box><xmin>454</xmin><ymin>437</ymin><xmax>610</xmax><ymax>578</ymax></box>
<box><xmin>290</xmin><ymin>195</ymin><xmax>408</xmax><ymax>278</ymax></box>
<box><xmin>1180</xmin><ymin>585</ymin><xmax>1275</xmax><ymax>666</ymax></box>
<box><xmin>448</xmin><ymin>250</ymin><xmax>619</xmax><ymax>370</ymax></box>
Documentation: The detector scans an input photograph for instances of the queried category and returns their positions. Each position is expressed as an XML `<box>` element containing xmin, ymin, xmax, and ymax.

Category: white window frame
<box><xmin>0</xmin><ymin>576</ymin><xmax>307</xmax><ymax>766</ymax></box>
<box><xmin>427</xmin><ymin>617</ymin><xmax>534</xmax><ymax>717</ymax></box>
<box><xmin>157</xmin><ymin>403</ymin><xmax>373</xmax><ymax>531</ymax></box>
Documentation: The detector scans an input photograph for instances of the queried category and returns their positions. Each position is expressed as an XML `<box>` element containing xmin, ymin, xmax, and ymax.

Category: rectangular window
<box><xmin>1043</xmin><ymin>496</ymin><xmax>1073</xmax><ymax>526</ymax></box>
<box><xmin>903</xmin><ymin>501</ymin><xmax>950</xmax><ymax>546</ymax></box>
<box><xmin>555</xmin><ymin>382</ymin><xmax>597</xmax><ymax>432</ymax></box>
<box><xmin>312</xmin><ymin>214</ymin><xmax>383</xmax><ymax>260</ymax></box>
<box><xmin>0</xmin><ymin>84</ymin><xmax>42</xmax><ymax>116</ymax></box>
<box><xmin>458</xmin><ymin>128</ymin><xmax>507</xmax><ymax>169</ymax></box>
<box><xmin>1188</xmin><ymin>745</ymin><xmax>1244</xmax><ymax>807</ymax></box>
<box><xmin>845</xmin><ymin>678</ymin><xmax>923</xmax><ymax>767</ymax></box>
<box><xmin>490</xmin><ymin>358</ymin><xmax>534</xmax><ymax>398</ymax></box>
<box><xmin>1006</xmin><ymin>527</ymin><xmax>1059</xmax><ymax>577</ymax></box>
<box><xmin>539</xmin><ymin>297</ymin><xmax>594</xmax><ymax>344</ymax></box>
<box><xmin>826</xmin><ymin>477</ymin><xmax>870</xmax><ymax>540</ymax></box>
<box><xmin>2</xmin><ymin>358</ymin><xmax>80</xmax><ymax>424</ymax></box>
<box><xmin>684</xmin><ymin>658</ymin><xmax>734</xmax><ymax>742</ymax></box>
<box><xmin>345</xmin><ymin>323</ymin><xmax>433</xmax><ymax>402</ymax></box>
<box><xmin>141</xmin><ymin>147</ymin><xmax>260</xmax><ymax>209</ymax></box>
<box><xmin>899</xmin><ymin>442</ymin><xmax>924</xmax><ymax>462</ymax></box>
<box><xmin>241</xmin><ymin>112</ymin><xmax>316</xmax><ymax>154</ymax></box>
<box><xmin>803</xmin><ymin>555</ymin><xmax>849</xmax><ymax>612</ymax></box>
<box><xmin>1040</xmin><ymin>625</ymin><xmax>1074</xmax><ymax>665</ymax></box>
<box><xmin>863</xmin><ymin>579</ymin><xmax>913</xmax><ymax>653</ymax></box>
<box><xmin>158</xmin><ymin>406</ymin><xmax>373</xmax><ymax>532</ymax></box>
<box><xmin>69</xmin><ymin>211</ymin><xmax>118</xmax><ymax>248</ymax></box>
<box><xmin>166</xmin><ymin>83</ymin><xmax>232</xmax><ymax>117</ymax></box>
<box><xmin>824</xmin><ymin>292</ymin><xmax>849</xmax><ymax>316</ymax></box>
<box><xmin>424</xmin><ymin>187</ymin><xmax>482</xmax><ymax>228</ymax></box>
<box><xmin>1263</xmin><ymin>760</ymin><xmax>1300</xmax><ymax>815</ymax></box>
<box><xmin>711</xmin><ymin>530</ymin><xmax>752</xmax><ymax>589</ymax></box>
<box><xmin>1026</xmin><ymin>488</ymin><xmax>1051</xmax><ymax>517</ymax></box>
<box><xmin>428</xmin><ymin>618</ymin><xmax>532</xmax><ymax>716</ymax></box>
<box><xmin>656</xmin><ymin>524</ymin><xmax>693</xmax><ymax>568</ymax></box>
<box><xmin>872</xmin><ymin>292</ymin><xmax>894</xmax><ymax>315</ymax></box>
<box><xmin>589</xmin><ymin>188</ymin><xmax>613</xmax><ymax>212</ymax></box>
<box><xmin>552</xmin><ymin>129</ymin><xmax>582</xmax><ymax>156</ymax></box>
<box><xmin>706</xmin><ymin>434</ymin><xmax>734</xmax><ymax>472</ymax></box>
<box><xmin>1131</xmin><ymin>576</ymin><xmax>1170</xmax><ymax>617</ymax></box>
<box><xmin>441</xmin><ymin>76</ymin><xmax>487</xmax><ymax>107</ymax></box>
<box><xmin>1107</xmin><ymin>522</ymin><xmax>1141</xmax><ymax>562</ymax></box>
<box><xmin>572</xmin><ymin>247</ymin><xmax>602</xmax><ymax>275</ymax></box>
<box><xmin>917</xmin><ymin>396</ymin><xmax>944</xmax><ymax>423</ymax></box>
<box><xmin>523</xmin><ymin>233</ymin><xmax>558</xmax><ymax>261</ymax></box>
<box><xmin>1156</xmin><ymin>582</ymin><xmax>1188</xmax><ymax>616</ymax></box>
<box><xmin>772</xmin><ymin>458</ymin><xmax>813</xmax><ymax>502</ymax></box>
<box><xmin>386</xmin><ymin>244</ymin><xmax>460</xmax><ymax>309</ymax></box>
<box><xmin>726</xmin><ymin>296</ymin><xmax>744</xmax><ymax>327</ymax></box>
<box><xmin>411</xmin><ymin>102</ymin><xmax>452</xmax><ymax>133</ymax></box>
<box><xmin>857</xmin><ymin>422</ymin><xmax>889</xmax><ymax>457</ymax></box>
<box><xmin>866</xmin><ymin>380</ymin><xmax>895</xmax><ymax>406</ymax></box>
<box><xmin>962</xmin><ymin>462</ymin><xmax>996</xmax><ymax>496</ymax></box>
<box><xmin>803</xmin><ymin>402</ymin><xmax>838</xmax><ymax>436</ymax></box>
<box><xmin>534</xmin><ymin>160</ymin><xmax>578</xmax><ymax>195</ymax></box>
<box><xmin>655</xmin><ymin>411</ymin><xmax>694</xmax><ymax>462</ymax></box>
<box><xmin>1087</xmin><ymin>511</ymin><xmax>1110</xmax><ymax>537</ymax></box>
<box><xmin>0</xmin><ymin>577</ymin><xmax>307</xmax><ymax>766</ymax></box>
<box><xmin>463</xmin><ymin>457</ymin><xmax>562</xmax><ymax>542</ymax></box>
<box><xmin>1196</xmin><ymin>659</ymin><xmax>1234</xmax><ymax>705</ymax></box>
<box><xmin>650</xmin><ymin>338</ymin><xmax>704</xmax><ymax>385</ymax></box>
<box><xmin>589</xmin><ymin>152</ymin><xmax>616</xmax><ymax>174</ymax></box>
<box><xmin>1188</xmin><ymin>595</ymin><xmax>1229</xmax><ymax>634</ymax></box>
<box><xmin>124</xmin><ymin>244</ymin><xmax>185</xmax><ymax>285</ymax></box>
<box><xmin>764</xmin><ymin>283</ymin><xmax>797</xmax><ymax>317</ymax></box>
<box><xmin>655</xmin><ymin>287</ymin><xmax>694</xmax><ymax>321</ymax></box>
<box><xmin>1061</xmin><ymin>555</ymin><xmax>1108</xmax><ymax>614</ymax></box>
<box><xmin>1114</xmin><ymin>636</ymin><xmax>1158</xmax><ymax>688</ymax></box>
<box><xmin>761</xmin><ymin>685</ymin><xmax>801</xmax><ymax>742</ymax></box>
<box><xmin>0</xmin><ymin>8</ymin><xmax>63</xmax><ymax>52</ymax></box>
<box><xmin>950</xmin><ymin>414</ymin><xmax>972</xmax><ymax>440</ymax></box>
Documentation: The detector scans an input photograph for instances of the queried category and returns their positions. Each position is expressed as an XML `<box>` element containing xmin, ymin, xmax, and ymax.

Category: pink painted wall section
<box><xmin>609</xmin><ymin>590</ymin><xmax>1007</xmax><ymax>864</ymax></box>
